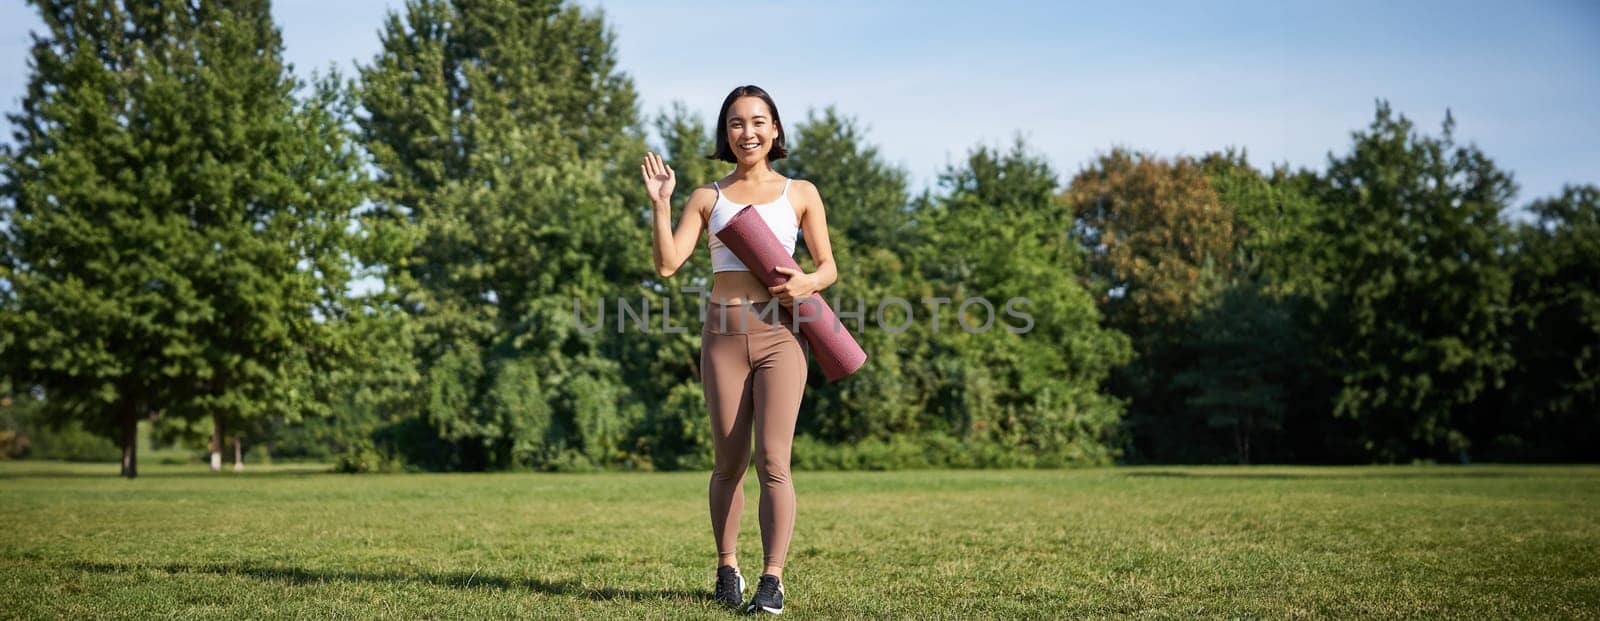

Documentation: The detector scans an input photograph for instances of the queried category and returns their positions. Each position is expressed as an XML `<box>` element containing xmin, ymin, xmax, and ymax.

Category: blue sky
<box><xmin>3</xmin><ymin>0</ymin><xmax>1597</xmax><ymax>208</ymax></box>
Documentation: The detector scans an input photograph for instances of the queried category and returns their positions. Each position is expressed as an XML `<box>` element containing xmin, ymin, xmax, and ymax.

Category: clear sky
<box><xmin>3</xmin><ymin>0</ymin><xmax>1596</xmax><ymax>209</ymax></box>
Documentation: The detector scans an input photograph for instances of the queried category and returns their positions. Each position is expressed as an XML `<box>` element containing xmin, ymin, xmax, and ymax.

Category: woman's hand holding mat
<box><xmin>768</xmin><ymin>266</ymin><xmax>821</xmax><ymax>306</ymax></box>
<box><xmin>714</xmin><ymin>205</ymin><xmax>868</xmax><ymax>382</ymax></box>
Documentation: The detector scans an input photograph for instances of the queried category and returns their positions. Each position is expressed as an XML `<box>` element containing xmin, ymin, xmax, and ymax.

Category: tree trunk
<box><xmin>461</xmin><ymin>437</ymin><xmax>487</xmax><ymax>472</ymax></box>
<box><xmin>119</xmin><ymin>404</ymin><xmax>138</xmax><ymax>479</ymax></box>
<box><xmin>233</xmin><ymin>435</ymin><xmax>243</xmax><ymax>471</ymax></box>
<box><xmin>1241</xmin><ymin>416</ymin><xmax>1253</xmax><ymax>465</ymax></box>
<box><xmin>211</xmin><ymin>416</ymin><xmax>224</xmax><ymax>472</ymax></box>
<box><xmin>1235</xmin><ymin>422</ymin><xmax>1248</xmax><ymax>465</ymax></box>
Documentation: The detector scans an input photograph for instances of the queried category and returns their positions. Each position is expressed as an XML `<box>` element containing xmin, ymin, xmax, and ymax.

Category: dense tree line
<box><xmin>1</xmin><ymin>0</ymin><xmax>1593</xmax><ymax>476</ymax></box>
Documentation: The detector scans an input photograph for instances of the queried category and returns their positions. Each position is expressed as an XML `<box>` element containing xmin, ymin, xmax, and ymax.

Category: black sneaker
<box><xmin>714</xmin><ymin>565</ymin><xmax>745</xmax><ymax>609</ymax></box>
<box><xmin>745</xmin><ymin>573</ymin><xmax>784</xmax><ymax>615</ymax></box>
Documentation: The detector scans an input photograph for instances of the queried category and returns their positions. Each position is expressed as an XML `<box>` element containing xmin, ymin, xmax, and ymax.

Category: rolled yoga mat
<box><xmin>715</xmin><ymin>204</ymin><xmax>867</xmax><ymax>382</ymax></box>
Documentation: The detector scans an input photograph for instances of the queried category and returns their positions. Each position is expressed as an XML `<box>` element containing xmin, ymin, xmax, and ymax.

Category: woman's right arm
<box><xmin>641</xmin><ymin>152</ymin><xmax>709</xmax><ymax>279</ymax></box>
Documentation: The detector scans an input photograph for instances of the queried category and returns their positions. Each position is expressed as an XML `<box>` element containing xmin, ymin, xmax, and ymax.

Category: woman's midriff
<box><xmin>711</xmin><ymin>270</ymin><xmax>777</xmax><ymax>305</ymax></box>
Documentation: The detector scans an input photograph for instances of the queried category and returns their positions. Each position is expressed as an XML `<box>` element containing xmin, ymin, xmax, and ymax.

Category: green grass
<box><xmin>2</xmin><ymin>461</ymin><xmax>1596</xmax><ymax>619</ymax></box>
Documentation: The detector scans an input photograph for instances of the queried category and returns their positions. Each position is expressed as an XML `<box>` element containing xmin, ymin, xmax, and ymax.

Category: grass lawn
<box><xmin>2</xmin><ymin>461</ymin><xmax>1596</xmax><ymax>619</ymax></box>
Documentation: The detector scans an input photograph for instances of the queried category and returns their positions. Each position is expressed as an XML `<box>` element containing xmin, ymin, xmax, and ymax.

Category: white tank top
<box><xmin>707</xmin><ymin>177</ymin><xmax>799</xmax><ymax>273</ymax></box>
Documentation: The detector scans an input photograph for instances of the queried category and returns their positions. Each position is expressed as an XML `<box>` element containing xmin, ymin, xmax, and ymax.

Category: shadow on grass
<box><xmin>66</xmin><ymin>560</ymin><xmax>708</xmax><ymax>603</ymax></box>
<box><xmin>1122</xmin><ymin>470</ymin><xmax>1529</xmax><ymax>480</ymax></box>
<box><xmin>0</xmin><ymin>468</ymin><xmax>334</xmax><ymax>480</ymax></box>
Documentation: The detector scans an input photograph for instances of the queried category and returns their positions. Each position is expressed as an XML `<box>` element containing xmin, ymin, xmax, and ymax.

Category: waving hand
<box><xmin>640</xmin><ymin>151</ymin><xmax>676</xmax><ymax>204</ymax></box>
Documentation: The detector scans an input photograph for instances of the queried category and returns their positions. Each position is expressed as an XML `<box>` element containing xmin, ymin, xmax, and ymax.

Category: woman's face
<box><xmin>725</xmin><ymin>96</ymin><xmax>779</xmax><ymax>165</ymax></box>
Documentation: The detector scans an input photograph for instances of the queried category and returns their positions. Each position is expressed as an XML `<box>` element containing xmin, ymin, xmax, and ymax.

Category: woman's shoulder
<box><xmin>686</xmin><ymin>184</ymin><xmax>720</xmax><ymax>218</ymax></box>
<box><xmin>788</xmin><ymin>178</ymin><xmax>823</xmax><ymax>214</ymax></box>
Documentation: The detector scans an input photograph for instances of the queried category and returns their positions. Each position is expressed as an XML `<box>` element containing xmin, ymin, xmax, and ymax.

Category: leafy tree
<box><xmin>357</xmin><ymin>0</ymin><xmax>648</xmax><ymax>470</ymax></box>
<box><xmin>912</xmin><ymin>139</ymin><xmax>1132</xmax><ymax>464</ymax></box>
<box><xmin>1</xmin><ymin>0</ymin><xmax>362</xmax><ymax>477</ymax></box>
<box><xmin>1201</xmin><ymin>149</ymin><xmax>1324</xmax><ymax>298</ymax></box>
<box><xmin>1480</xmin><ymin>184</ymin><xmax>1599</xmax><ymax>460</ymax></box>
<box><xmin>1139</xmin><ymin>152</ymin><xmax>1332</xmax><ymax>463</ymax></box>
<box><xmin>1172</xmin><ymin>282</ymin><xmax>1300</xmax><ymax>464</ymax></box>
<box><xmin>171</xmin><ymin>12</ymin><xmax>366</xmax><ymax>472</ymax></box>
<box><xmin>1307</xmin><ymin>101</ymin><xmax>1515</xmax><ymax>461</ymax></box>
<box><xmin>1066</xmin><ymin>148</ymin><xmax>1235</xmax><ymax>333</ymax></box>
<box><xmin>1064</xmin><ymin>149</ymin><xmax>1235</xmax><ymax>462</ymax></box>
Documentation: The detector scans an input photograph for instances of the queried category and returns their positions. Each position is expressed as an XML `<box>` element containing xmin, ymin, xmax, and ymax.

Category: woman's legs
<box><xmin>703</xmin><ymin>320</ymin><xmax>754</xmax><ymax>569</ymax></box>
<box><xmin>749</xmin><ymin>319</ymin><xmax>808</xmax><ymax>578</ymax></box>
<box><xmin>702</xmin><ymin>302</ymin><xmax>809</xmax><ymax>578</ymax></box>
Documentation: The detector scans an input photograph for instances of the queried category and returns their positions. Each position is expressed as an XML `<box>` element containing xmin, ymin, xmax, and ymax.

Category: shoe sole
<box><xmin>746</xmin><ymin>603</ymin><xmax>783</xmax><ymax>614</ymax></box>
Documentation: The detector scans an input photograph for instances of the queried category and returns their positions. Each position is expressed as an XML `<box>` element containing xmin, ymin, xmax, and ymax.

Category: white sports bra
<box><xmin>707</xmin><ymin>177</ymin><xmax>800</xmax><ymax>273</ymax></box>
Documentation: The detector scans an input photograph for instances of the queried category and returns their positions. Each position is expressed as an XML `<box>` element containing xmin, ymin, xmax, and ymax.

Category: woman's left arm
<box><xmin>770</xmin><ymin>180</ymin><xmax>836</xmax><ymax>304</ymax></box>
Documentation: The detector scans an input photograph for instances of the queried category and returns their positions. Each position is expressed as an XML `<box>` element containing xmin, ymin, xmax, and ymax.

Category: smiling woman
<box><xmin>640</xmin><ymin>83</ymin><xmax>838</xmax><ymax>615</ymax></box>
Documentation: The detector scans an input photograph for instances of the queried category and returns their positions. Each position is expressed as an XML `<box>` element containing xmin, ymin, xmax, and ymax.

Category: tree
<box><xmin>1148</xmin><ymin>151</ymin><xmax>1334</xmax><ymax>464</ymax></box>
<box><xmin>1064</xmin><ymin>149</ymin><xmax>1236</xmax><ymax>462</ymax></box>
<box><xmin>174</xmin><ymin>7</ymin><xmax>366</xmax><ymax>473</ymax></box>
<box><xmin>357</xmin><ymin>0</ymin><xmax>648</xmax><ymax>470</ymax></box>
<box><xmin>0</xmin><ymin>0</ymin><xmax>364</xmax><ymax>477</ymax></box>
<box><xmin>1482</xmin><ymin>184</ymin><xmax>1599</xmax><ymax>460</ymax></box>
<box><xmin>912</xmin><ymin>139</ymin><xmax>1132</xmax><ymax>464</ymax></box>
<box><xmin>1308</xmin><ymin>101</ymin><xmax>1515</xmax><ymax>461</ymax></box>
<box><xmin>1200</xmin><ymin>149</ymin><xmax>1325</xmax><ymax>299</ymax></box>
<box><xmin>1066</xmin><ymin>148</ymin><xmax>1235</xmax><ymax>333</ymax></box>
<box><xmin>1171</xmin><ymin>282</ymin><xmax>1300</xmax><ymax>464</ymax></box>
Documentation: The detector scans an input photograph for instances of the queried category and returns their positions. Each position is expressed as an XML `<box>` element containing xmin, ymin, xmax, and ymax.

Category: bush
<box><xmin>0</xmin><ymin>430</ymin><xmax>27</xmax><ymax>460</ymax></box>
<box><xmin>334</xmin><ymin>444</ymin><xmax>404</xmax><ymax>474</ymax></box>
<box><xmin>27</xmin><ymin>420</ymin><xmax>121</xmax><ymax>462</ymax></box>
<box><xmin>789</xmin><ymin>433</ymin><xmax>1082</xmax><ymax>471</ymax></box>
<box><xmin>157</xmin><ymin>453</ymin><xmax>195</xmax><ymax>465</ymax></box>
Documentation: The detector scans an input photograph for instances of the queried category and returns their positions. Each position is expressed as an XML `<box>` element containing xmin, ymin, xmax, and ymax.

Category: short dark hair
<box><xmin>708</xmin><ymin>85</ymin><xmax>788</xmax><ymax>163</ymax></box>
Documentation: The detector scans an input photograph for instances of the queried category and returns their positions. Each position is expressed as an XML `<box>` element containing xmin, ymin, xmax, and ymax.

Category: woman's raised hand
<box><xmin>640</xmin><ymin>151</ymin><xmax>676</xmax><ymax>205</ymax></box>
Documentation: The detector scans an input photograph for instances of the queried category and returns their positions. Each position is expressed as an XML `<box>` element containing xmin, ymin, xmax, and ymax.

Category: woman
<box><xmin>640</xmin><ymin>84</ymin><xmax>837</xmax><ymax>615</ymax></box>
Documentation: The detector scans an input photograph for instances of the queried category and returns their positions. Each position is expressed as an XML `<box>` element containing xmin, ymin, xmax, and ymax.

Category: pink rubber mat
<box><xmin>715</xmin><ymin>205</ymin><xmax>868</xmax><ymax>382</ymax></box>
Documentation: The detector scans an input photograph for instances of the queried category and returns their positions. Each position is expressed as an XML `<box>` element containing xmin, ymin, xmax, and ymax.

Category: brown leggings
<box><xmin>702</xmin><ymin>300</ymin><xmax>809</xmax><ymax>570</ymax></box>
